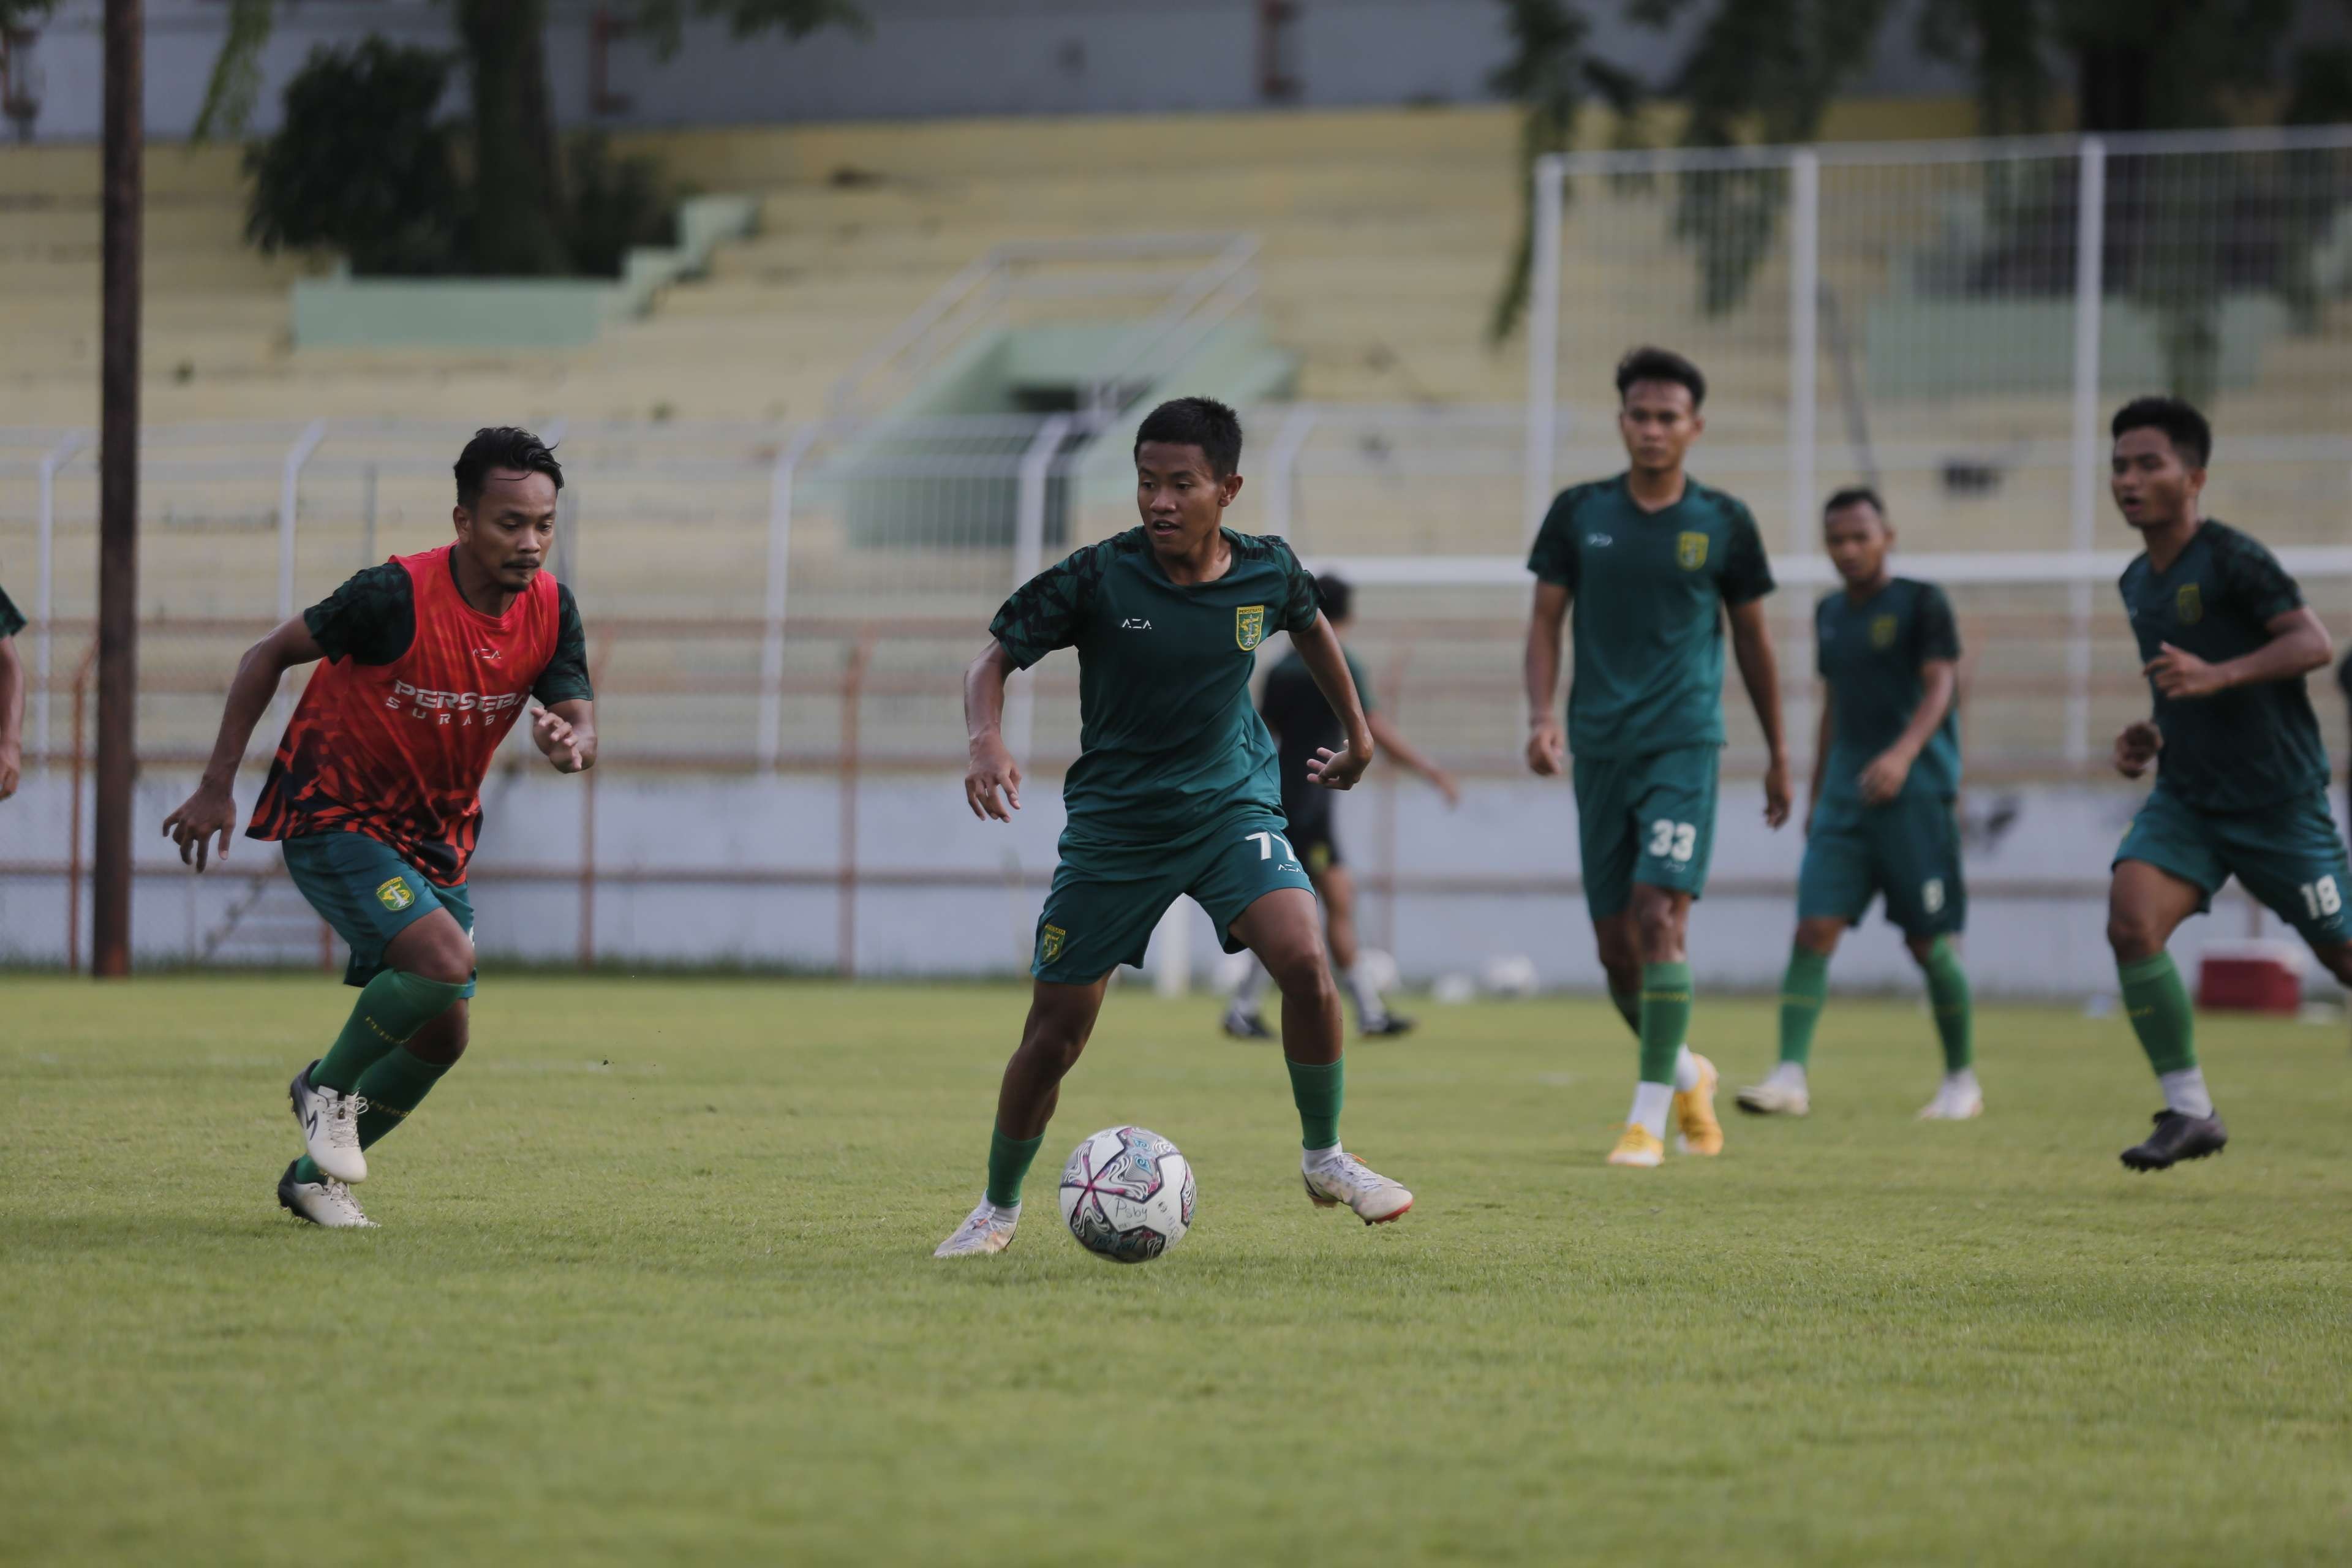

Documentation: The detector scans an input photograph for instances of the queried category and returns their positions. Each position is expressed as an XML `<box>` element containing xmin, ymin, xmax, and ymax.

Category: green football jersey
<box><xmin>1815</xmin><ymin>577</ymin><xmax>1962</xmax><ymax>805</ymax></box>
<box><xmin>2119</xmin><ymin>519</ymin><xmax>2328</xmax><ymax>812</ymax></box>
<box><xmin>990</xmin><ymin>526</ymin><xmax>1320</xmax><ymax>845</ymax></box>
<box><xmin>0</xmin><ymin>582</ymin><xmax>23</xmax><ymax>640</ymax></box>
<box><xmin>1527</xmin><ymin>473</ymin><xmax>1775</xmax><ymax>758</ymax></box>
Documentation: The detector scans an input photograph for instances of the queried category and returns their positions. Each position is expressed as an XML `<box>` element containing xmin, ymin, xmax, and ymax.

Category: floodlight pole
<box><xmin>92</xmin><ymin>0</ymin><xmax>141</xmax><ymax>980</ymax></box>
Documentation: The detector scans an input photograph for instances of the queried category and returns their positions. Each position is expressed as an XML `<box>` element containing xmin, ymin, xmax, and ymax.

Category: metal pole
<box><xmin>1264</xmin><ymin>405</ymin><xmax>1317</xmax><ymax>545</ymax></box>
<box><xmin>1522</xmin><ymin>154</ymin><xmax>1565</xmax><ymax>540</ymax></box>
<box><xmin>2066</xmin><ymin>137</ymin><xmax>2108</xmax><ymax>767</ymax></box>
<box><xmin>758</xmin><ymin>424</ymin><xmax>823</xmax><ymax>770</ymax></box>
<box><xmin>1005</xmin><ymin>413</ymin><xmax>1075</xmax><ymax>766</ymax></box>
<box><xmin>277</xmin><ymin>419</ymin><xmax>326</xmax><ymax>620</ymax></box>
<box><xmin>1786</xmin><ymin>150</ymin><xmax>1822</xmax><ymax>767</ymax></box>
<box><xmin>359</xmin><ymin>462</ymin><xmax>377</xmax><ymax>567</ymax></box>
<box><xmin>35</xmin><ymin>430</ymin><xmax>86</xmax><ymax>767</ymax></box>
<box><xmin>92</xmin><ymin>0</ymin><xmax>141</xmax><ymax>981</ymax></box>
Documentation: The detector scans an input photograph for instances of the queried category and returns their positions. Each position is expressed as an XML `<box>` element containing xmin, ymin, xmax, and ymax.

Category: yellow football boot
<box><xmin>1673</xmin><ymin>1051</ymin><xmax>1724</xmax><ymax>1156</ymax></box>
<box><xmin>1607</xmin><ymin>1124</ymin><xmax>1665</xmax><ymax>1167</ymax></box>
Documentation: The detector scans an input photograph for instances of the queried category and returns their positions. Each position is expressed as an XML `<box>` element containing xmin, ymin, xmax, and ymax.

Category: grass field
<box><xmin>6</xmin><ymin>974</ymin><xmax>2350</xmax><ymax>1566</ymax></box>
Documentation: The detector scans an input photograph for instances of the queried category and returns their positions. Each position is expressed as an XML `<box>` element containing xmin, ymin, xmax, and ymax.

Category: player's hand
<box><xmin>531</xmin><ymin>704</ymin><xmax>586</xmax><ymax>772</ymax></box>
<box><xmin>1762</xmin><ymin>753</ymin><xmax>1793</xmax><ymax>829</ymax></box>
<box><xmin>0</xmin><ymin>741</ymin><xmax>18</xmax><ymax>802</ymax></box>
<box><xmin>1308</xmin><ymin>741</ymin><xmax>1371</xmax><ymax>791</ymax></box>
<box><xmin>1430</xmin><ymin>768</ymin><xmax>1463</xmax><ymax>808</ymax></box>
<box><xmin>162</xmin><ymin>778</ymin><xmax>238</xmax><ymax>872</ymax></box>
<box><xmin>965</xmin><ymin>733</ymin><xmax>1021</xmax><ymax>821</ymax></box>
<box><xmin>1856</xmin><ymin>745</ymin><xmax>1914</xmax><ymax>806</ymax></box>
<box><xmin>1526</xmin><ymin>718</ymin><xmax>1566</xmax><ymax>777</ymax></box>
<box><xmin>2144</xmin><ymin>641</ymin><xmax>2229</xmax><ymax>699</ymax></box>
<box><xmin>2114</xmin><ymin>720</ymin><xmax>2163</xmax><ymax>778</ymax></box>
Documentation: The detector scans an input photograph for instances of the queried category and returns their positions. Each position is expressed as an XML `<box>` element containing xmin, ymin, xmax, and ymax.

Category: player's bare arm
<box><xmin>532</xmin><ymin>698</ymin><xmax>597</xmax><ymax>774</ymax></box>
<box><xmin>1291</xmin><ymin>612</ymin><xmax>1374</xmax><ymax>790</ymax></box>
<box><xmin>1857</xmin><ymin>657</ymin><xmax>1958</xmax><ymax>805</ymax></box>
<box><xmin>162</xmin><ymin>615</ymin><xmax>325</xmax><ymax>871</ymax></box>
<box><xmin>2144</xmin><ymin>607</ymin><xmax>2331</xmax><ymax>700</ymax></box>
<box><xmin>1365</xmin><ymin>710</ymin><xmax>1460</xmax><ymax>805</ymax></box>
<box><xmin>0</xmin><ymin>631</ymin><xmax>23</xmax><ymax>802</ymax></box>
<box><xmin>1727</xmin><ymin>597</ymin><xmax>1791</xmax><ymax>826</ymax></box>
<box><xmin>962</xmin><ymin>639</ymin><xmax>1022</xmax><ymax>821</ymax></box>
<box><xmin>1523</xmin><ymin>579</ymin><xmax>1570</xmax><ymax>776</ymax></box>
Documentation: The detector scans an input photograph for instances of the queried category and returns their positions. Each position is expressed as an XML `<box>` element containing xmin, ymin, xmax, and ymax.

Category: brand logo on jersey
<box><xmin>1586</xmin><ymin>533</ymin><xmax>1613</xmax><ymax>547</ymax></box>
<box><xmin>1040</xmin><ymin>924</ymin><xmax>1067</xmax><ymax>962</ymax></box>
<box><xmin>388</xmin><ymin>681</ymin><xmax>528</xmax><ymax>727</ymax></box>
<box><xmin>1119</xmin><ymin>618</ymin><xmax>1153</xmax><ymax>631</ymax></box>
<box><xmin>472</xmin><ymin>647</ymin><xmax>503</xmax><ymax>662</ymax></box>
<box><xmin>375</xmin><ymin>876</ymin><xmax>417</xmax><ymax>913</ymax></box>
<box><xmin>1871</xmin><ymin>613</ymin><xmax>1899</xmax><ymax>650</ymax></box>
<box><xmin>1676</xmin><ymin>532</ymin><xmax>1708</xmax><ymax>570</ymax></box>
<box><xmin>2175</xmin><ymin>584</ymin><xmax>2203</xmax><ymax>625</ymax></box>
<box><xmin>1235</xmin><ymin>605</ymin><xmax>1267</xmax><ymax>650</ymax></box>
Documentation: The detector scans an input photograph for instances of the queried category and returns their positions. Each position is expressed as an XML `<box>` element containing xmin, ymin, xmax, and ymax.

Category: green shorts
<box><xmin>1798</xmin><ymin>791</ymin><xmax>1966</xmax><ymax>939</ymax></box>
<box><xmin>1035</xmin><ymin>815</ymin><xmax>1316</xmax><ymax>983</ymax></box>
<box><xmin>1574</xmin><ymin>745</ymin><xmax>1720</xmax><ymax>921</ymax></box>
<box><xmin>281</xmin><ymin>832</ymin><xmax>479</xmax><ymax>996</ymax></box>
<box><xmin>2114</xmin><ymin>785</ymin><xmax>2352</xmax><ymax>947</ymax></box>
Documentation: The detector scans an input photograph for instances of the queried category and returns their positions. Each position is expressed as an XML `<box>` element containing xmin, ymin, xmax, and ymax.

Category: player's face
<box><xmin>2109</xmin><ymin>428</ymin><xmax>2204</xmax><ymax>532</ymax></box>
<box><xmin>1134</xmin><ymin>442</ymin><xmax>1242</xmax><ymax>556</ymax></box>
<box><xmin>456</xmin><ymin>468</ymin><xmax>559</xmax><ymax>590</ymax></box>
<box><xmin>1823</xmin><ymin>503</ymin><xmax>1891</xmax><ymax>587</ymax></box>
<box><xmin>1616</xmin><ymin>380</ymin><xmax>1702</xmax><ymax>474</ymax></box>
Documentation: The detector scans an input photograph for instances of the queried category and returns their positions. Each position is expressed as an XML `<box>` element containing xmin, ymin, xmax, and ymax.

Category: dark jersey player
<box><xmin>1523</xmin><ymin>347</ymin><xmax>1789</xmax><ymax>1169</ymax></box>
<box><xmin>162</xmin><ymin>428</ymin><xmax>597</xmax><ymax>1228</ymax></box>
<box><xmin>0</xmin><ymin>579</ymin><xmax>23</xmax><ymax>802</ymax></box>
<box><xmin>2101</xmin><ymin>396</ymin><xmax>2350</xmax><ymax>1172</ymax></box>
<box><xmin>1222</xmin><ymin>571</ymin><xmax>1460</xmax><ymax>1041</ymax></box>
<box><xmin>935</xmin><ymin>397</ymin><xmax>1414</xmax><ymax>1257</ymax></box>
<box><xmin>1738</xmin><ymin>488</ymin><xmax>1980</xmax><ymax>1122</ymax></box>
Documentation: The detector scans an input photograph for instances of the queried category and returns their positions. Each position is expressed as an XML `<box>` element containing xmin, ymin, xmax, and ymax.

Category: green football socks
<box><xmin>1777</xmin><ymin>946</ymin><xmax>1831</xmax><ymax>1067</ymax></box>
<box><xmin>292</xmin><ymin>1043</ymin><xmax>456</xmax><ymax>1186</ymax></box>
<box><xmin>2119</xmin><ymin>951</ymin><xmax>2198</xmax><ymax>1076</ymax></box>
<box><xmin>1284</xmin><ymin>1057</ymin><xmax>1344</xmax><ymax>1150</ymax></box>
<box><xmin>1924</xmin><ymin>937</ymin><xmax>1974</xmax><ymax>1072</ymax></box>
<box><xmin>310</xmin><ymin>970</ymin><xmax>468</xmax><ymax>1094</ymax></box>
<box><xmin>984</xmin><ymin>1127</ymin><xmax>1045</xmax><ymax>1209</ymax></box>
<box><xmin>1607</xmin><ymin>982</ymin><xmax>1642</xmax><ymax>1037</ymax></box>
<box><xmin>1638</xmin><ymin>962</ymin><xmax>1692</xmax><ymax>1085</ymax></box>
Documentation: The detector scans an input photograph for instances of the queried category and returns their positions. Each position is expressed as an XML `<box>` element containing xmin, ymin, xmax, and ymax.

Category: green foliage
<box><xmin>561</xmin><ymin>132</ymin><xmax>673</xmax><ymax>279</ymax></box>
<box><xmin>0</xmin><ymin>0</ymin><xmax>55</xmax><ymax>29</ymax></box>
<box><xmin>242</xmin><ymin>40</ymin><xmax>464</xmax><ymax>276</ymax></box>
<box><xmin>192</xmin><ymin>0</ymin><xmax>277</xmax><ymax>142</ymax></box>
<box><xmin>628</xmin><ymin>0</ymin><xmax>870</xmax><ymax>59</ymax></box>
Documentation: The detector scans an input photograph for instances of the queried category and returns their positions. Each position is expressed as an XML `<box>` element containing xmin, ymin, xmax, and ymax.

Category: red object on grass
<box><xmin>2196</xmin><ymin>942</ymin><xmax>2302</xmax><ymax>1015</ymax></box>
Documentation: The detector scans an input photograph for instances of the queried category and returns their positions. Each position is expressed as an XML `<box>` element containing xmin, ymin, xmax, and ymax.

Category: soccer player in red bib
<box><xmin>164</xmin><ymin>428</ymin><xmax>596</xmax><ymax>1228</ymax></box>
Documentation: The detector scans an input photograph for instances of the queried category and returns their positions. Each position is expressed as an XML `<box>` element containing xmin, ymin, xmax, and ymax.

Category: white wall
<box><xmin>2</xmin><ymin>763</ymin><xmax>2332</xmax><ymax>1001</ymax></box>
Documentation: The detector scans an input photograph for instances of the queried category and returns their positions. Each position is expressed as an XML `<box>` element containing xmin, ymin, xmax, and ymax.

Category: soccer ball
<box><xmin>1058</xmin><ymin>1126</ymin><xmax>1196</xmax><ymax>1264</ymax></box>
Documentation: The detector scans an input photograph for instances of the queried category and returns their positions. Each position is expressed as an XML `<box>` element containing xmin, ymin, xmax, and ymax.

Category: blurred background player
<box><xmin>936</xmin><ymin>398</ymin><xmax>1412</xmax><ymax>1257</ymax></box>
<box><xmin>162</xmin><ymin>428</ymin><xmax>597</xmax><ymax>1228</ymax></box>
<box><xmin>1223</xmin><ymin>570</ymin><xmax>1460</xmax><ymax>1041</ymax></box>
<box><xmin>1740</xmin><ymin>488</ymin><xmax>1978</xmax><ymax>1121</ymax></box>
<box><xmin>2103</xmin><ymin>396</ymin><xmax>2352</xmax><ymax>1172</ymax></box>
<box><xmin>0</xmin><ymin>577</ymin><xmax>22</xmax><ymax>803</ymax></box>
<box><xmin>1523</xmin><ymin>346</ymin><xmax>1789</xmax><ymax>1169</ymax></box>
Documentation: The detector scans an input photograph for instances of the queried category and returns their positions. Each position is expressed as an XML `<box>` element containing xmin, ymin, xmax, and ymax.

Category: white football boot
<box><xmin>932</xmin><ymin>1200</ymin><xmax>1020</xmax><ymax>1257</ymax></box>
<box><xmin>288</xmin><ymin>1061</ymin><xmax>368</xmax><ymax>1183</ymax></box>
<box><xmin>1917</xmin><ymin>1074</ymin><xmax>1985</xmax><ymax>1120</ymax></box>
<box><xmin>276</xmin><ymin>1160</ymin><xmax>377</xmax><ymax>1229</ymax></box>
<box><xmin>1736</xmin><ymin>1063</ymin><xmax>1811</xmax><ymax>1118</ymax></box>
<box><xmin>1302</xmin><ymin>1150</ymin><xmax>1414</xmax><ymax>1224</ymax></box>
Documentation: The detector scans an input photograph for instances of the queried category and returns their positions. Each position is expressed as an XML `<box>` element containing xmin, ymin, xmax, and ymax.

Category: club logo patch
<box><xmin>1871</xmin><ymin>613</ymin><xmax>1899</xmax><ymax>650</ymax></box>
<box><xmin>2176</xmin><ymin>584</ymin><xmax>2203</xmax><ymax>625</ymax></box>
<box><xmin>375</xmin><ymin>876</ymin><xmax>417</xmax><ymax>913</ymax></box>
<box><xmin>1676</xmin><ymin>532</ymin><xmax>1708</xmax><ymax>570</ymax></box>
<box><xmin>1235</xmin><ymin>605</ymin><xmax>1266</xmax><ymax>650</ymax></box>
<box><xmin>1040</xmin><ymin>924</ymin><xmax>1067</xmax><ymax>962</ymax></box>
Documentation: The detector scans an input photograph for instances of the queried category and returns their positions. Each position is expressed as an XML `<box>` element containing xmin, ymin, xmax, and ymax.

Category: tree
<box><xmin>196</xmin><ymin>0</ymin><xmax>864</xmax><ymax>276</ymax></box>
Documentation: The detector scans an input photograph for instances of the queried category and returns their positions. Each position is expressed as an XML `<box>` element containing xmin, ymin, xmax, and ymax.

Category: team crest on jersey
<box><xmin>1676</xmin><ymin>532</ymin><xmax>1708</xmax><ymax>570</ymax></box>
<box><xmin>375</xmin><ymin>876</ymin><xmax>417</xmax><ymax>913</ymax></box>
<box><xmin>1871</xmin><ymin>613</ymin><xmax>1899</xmax><ymax>650</ymax></box>
<box><xmin>1235</xmin><ymin>605</ymin><xmax>1267</xmax><ymax>650</ymax></box>
<box><xmin>2176</xmin><ymin>584</ymin><xmax>2203</xmax><ymax>625</ymax></box>
<box><xmin>1041</xmin><ymin>924</ymin><xmax>1067</xmax><ymax>962</ymax></box>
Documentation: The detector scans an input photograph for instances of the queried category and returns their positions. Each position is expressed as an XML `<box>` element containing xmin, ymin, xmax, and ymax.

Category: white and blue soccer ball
<box><xmin>1058</xmin><ymin>1125</ymin><xmax>1196</xmax><ymax>1264</ymax></box>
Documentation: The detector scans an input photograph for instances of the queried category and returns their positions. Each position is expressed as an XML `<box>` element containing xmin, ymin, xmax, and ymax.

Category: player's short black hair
<box><xmin>1823</xmin><ymin>486</ymin><xmax>1887</xmax><ymax>523</ymax></box>
<box><xmin>1134</xmin><ymin>396</ymin><xmax>1243</xmax><ymax>478</ymax></box>
<box><xmin>2111</xmin><ymin>396</ymin><xmax>2212</xmax><ymax>469</ymax></box>
<box><xmin>1614</xmin><ymin>345</ymin><xmax>1706</xmax><ymax>409</ymax></box>
<box><xmin>1314</xmin><ymin>572</ymin><xmax>1353</xmax><ymax>624</ymax></box>
<box><xmin>454</xmin><ymin>426</ymin><xmax>564</xmax><ymax>510</ymax></box>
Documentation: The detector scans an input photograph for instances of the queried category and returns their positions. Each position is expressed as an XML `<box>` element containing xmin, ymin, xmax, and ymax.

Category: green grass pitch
<box><xmin>5</xmin><ymin>973</ymin><xmax>2350</xmax><ymax>1565</ymax></box>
